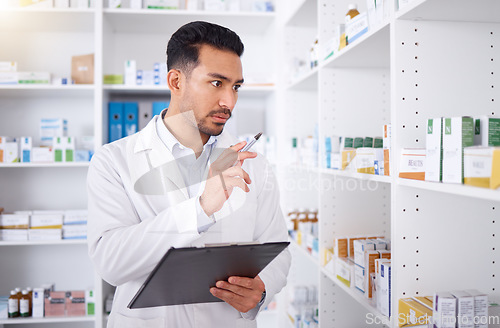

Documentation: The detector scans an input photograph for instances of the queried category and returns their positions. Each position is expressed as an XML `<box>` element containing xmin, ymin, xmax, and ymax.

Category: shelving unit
<box><xmin>275</xmin><ymin>0</ymin><xmax>499</xmax><ymax>327</ymax></box>
<box><xmin>0</xmin><ymin>3</ymin><xmax>278</xmax><ymax>328</ymax></box>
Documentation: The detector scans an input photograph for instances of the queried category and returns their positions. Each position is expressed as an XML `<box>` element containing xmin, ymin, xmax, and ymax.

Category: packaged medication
<box><xmin>0</xmin><ymin>229</ymin><xmax>28</xmax><ymax>241</ymax></box>
<box><xmin>464</xmin><ymin>289</ymin><xmax>488</xmax><ymax>328</ymax></box>
<box><xmin>64</xmin><ymin>210</ymin><xmax>88</xmax><ymax>225</ymax></box>
<box><xmin>146</xmin><ymin>0</ymin><xmax>179</xmax><ymax>9</ymax></box>
<box><xmin>399</xmin><ymin>148</ymin><xmax>425</xmax><ymax>180</ymax></box>
<box><xmin>0</xmin><ymin>296</ymin><xmax>7</xmax><ymax>319</ymax></box>
<box><xmin>40</xmin><ymin>118</ymin><xmax>68</xmax><ymax>147</ymax></box>
<box><xmin>124</xmin><ymin>60</ymin><xmax>136</xmax><ymax>85</ymax></box>
<box><xmin>450</xmin><ymin>291</ymin><xmax>474</xmax><ymax>328</ymax></box>
<box><xmin>354</xmin><ymin>239</ymin><xmax>375</xmax><ymax>266</ymax></box>
<box><xmin>0</xmin><ymin>72</ymin><xmax>18</xmax><ymax>85</ymax></box>
<box><xmin>398</xmin><ymin>298</ymin><xmax>433</xmax><ymax>327</ymax></box>
<box><xmin>44</xmin><ymin>291</ymin><xmax>66</xmax><ymax>317</ymax></box>
<box><xmin>378</xmin><ymin>262</ymin><xmax>391</xmax><ymax>317</ymax></box>
<box><xmin>479</xmin><ymin>115</ymin><xmax>500</xmax><ymax>146</ymax></box>
<box><xmin>464</xmin><ymin>146</ymin><xmax>500</xmax><ymax>189</ymax></box>
<box><xmin>62</xmin><ymin>224</ymin><xmax>87</xmax><ymax>239</ymax></box>
<box><xmin>0</xmin><ymin>61</ymin><xmax>17</xmax><ymax>72</ymax></box>
<box><xmin>66</xmin><ymin>291</ymin><xmax>86</xmax><ymax>316</ymax></box>
<box><xmin>86</xmin><ymin>290</ymin><xmax>95</xmax><ymax>315</ymax></box>
<box><xmin>354</xmin><ymin>264</ymin><xmax>366</xmax><ymax>293</ymax></box>
<box><xmin>28</xmin><ymin>228</ymin><xmax>62</xmax><ymax>241</ymax></box>
<box><xmin>30</xmin><ymin>213</ymin><xmax>63</xmax><ymax>229</ymax></box>
<box><xmin>20</xmin><ymin>137</ymin><xmax>32</xmax><ymax>163</ymax></box>
<box><xmin>109</xmin><ymin>0</ymin><xmax>122</xmax><ymax>8</ymax></box>
<box><xmin>18</xmin><ymin>72</ymin><xmax>50</xmax><ymax>84</ymax></box>
<box><xmin>334</xmin><ymin>236</ymin><xmax>348</xmax><ymax>258</ymax></box>
<box><xmin>364</xmin><ymin>250</ymin><xmax>380</xmax><ymax>298</ymax></box>
<box><xmin>426</xmin><ymin>117</ymin><xmax>443</xmax><ymax>182</ymax></box>
<box><xmin>0</xmin><ymin>137</ymin><xmax>19</xmax><ymax>163</ymax></box>
<box><xmin>335</xmin><ymin>257</ymin><xmax>353</xmax><ymax>287</ymax></box>
<box><xmin>433</xmin><ymin>292</ymin><xmax>457</xmax><ymax>328</ymax></box>
<box><xmin>54</xmin><ymin>0</ymin><xmax>70</xmax><ymax>8</ymax></box>
<box><xmin>0</xmin><ymin>214</ymin><xmax>29</xmax><ymax>229</ymax></box>
<box><xmin>348</xmin><ymin>236</ymin><xmax>366</xmax><ymax>258</ymax></box>
<box><xmin>32</xmin><ymin>288</ymin><xmax>44</xmax><ymax>318</ymax></box>
<box><xmin>442</xmin><ymin>116</ymin><xmax>474</xmax><ymax>183</ymax></box>
<box><xmin>130</xmin><ymin>0</ymin><xmax>142</xmax><ymax>9</ymax></box>
<box><xmin>346</xmin><ymin>11</ymin><xmax>369</xmax><ymax>45</ymax></box>
<box><xmin>32</xmin><ymin>147</ymin><xmax>54</xmax><ymax>163</ymax></box>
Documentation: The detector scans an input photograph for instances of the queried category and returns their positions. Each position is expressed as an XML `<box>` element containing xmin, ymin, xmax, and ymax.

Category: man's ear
<box><xmin>167</xmin><ymin>69</ymin><xmax>182</xmax><ymax>95</ymax></box>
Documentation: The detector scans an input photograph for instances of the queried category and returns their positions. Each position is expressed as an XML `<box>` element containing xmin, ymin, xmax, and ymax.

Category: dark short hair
<box><xmin>166</xmin><ymin>21</ymin><xmax>244</xmax><ymax>75</ymax></box>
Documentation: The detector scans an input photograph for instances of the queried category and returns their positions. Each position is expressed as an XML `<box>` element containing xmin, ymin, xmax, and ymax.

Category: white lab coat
<box><xmin>87</xmin><ymin>117</ymin><xmax>291</xmax><ymax>328</ymax></box>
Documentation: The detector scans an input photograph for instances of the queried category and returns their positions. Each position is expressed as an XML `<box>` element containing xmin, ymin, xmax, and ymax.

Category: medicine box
<box><xmin>0</xmin><ymin>214</ymin><xmax>29</xmax><ymax>229</ymax></box>
<box><xmin>32</xmin><ymin>147</ymin><xmax>54</xmax><ymax>163</ymax></box>
<box><xmin>0</xmin><ymin>229</ymin><xmax>28</xmax><ymax>241</ymax></box>
<box><xmin>479</xmin><ymin>115</ymin><xmax>500</xmax><ymax>146</ymax></box>
<box><xmin>335</xmin><ymin>257</ymin><xmax>352</xmax><ymax>288</ymax></box>
<box><xmin>346</xmin><ymin>12</ymin><xmax>369</xmax><ymax>45</ymax></box>
<box><xmin>1</xmin><ymin>137</ymin><xmax>19</xmax><ymax>163</ymax></box>
<box><xmin>45</xmin><ymin>291</ymin><xmax>66</xmax><ymax>317</ymax></box>
<box><xmin>32</xmin><ymin>288</ymin><xmax>45</xmax><ymax>318</ymax></box>
<box><xmin>18</xmin><ymin>72</ymin><xmax>50</xmax><ymax>84</ymax></box>
<box><xmin>442</xmin><ymin>116</ymin><xmax>474</xmax><ymax>183</ymax></box>
<box><xmin>64</xmin><ymin>210</ymin><xmax>88</xmax><ymax>225</ymax></box>
<box><xmin>464</xmin><ymin>289</ymin><xmax>488</xmax><ymax>328</ymax></box>
<box><xmin>20</xmin><ymin>137</ymin><xmax>32</xmax><ymax>163</ymax></box>
<box><xmin>354</xmin><ymin>264</ymin><xmax>366</xmax><ymax>293</ymax></box>
<box><xmin>62</xmin><ymin>224</ymin><xmax>86</xmax><ymax>239</ymax></box>
<box><xmin>399</xmin><ymin>148</ymin><xmax>425</xmax><ymax>181</ymax></box>
<box><xmin>124</xmin><ymin>60</ymin><xmax>136</xmax><ymax>85</ymax></box>
<box><xmin>341</xmin><ymin>148</ymin><xmax>356</xmax><ymax>170</ymax></box>
<box><xmin>66</xmin><ymin>291</ymin><xmax>86</xmax><ymax>316</ymax></box>
<box><xmin>464</xmin><ymin>146</ymin><xmax>500</xmax><ymax>190</ymax></box>
<box><xmin>364</xmin><ymin>250</ymin><xmax>380</xmax><ymax>299</ymax></box>
<box><xmin>0</xmin><ymin>61</ymin><xmax>17</xmax><ymax>72</ymax></box>
<box><xmin>398</xmin><ymin>297</ymin><xmax>433</xmax><ymax>327</ymax></box>
<box><xmin>450</xmin><ymin>290</ymin><xmax>474</xmax><ymax>328</ymax></box>
<box><xmin>355</xmin><ymin>147</ymin><xmax>376</xmax><ymax>174</ymax></box>
<box><xmin>0</xmin><ymin>296</ymin><xmax>7</xmax><ymax>319</ymax></box>
<box><xmin>28</xmin><ymin>228</ymin><xmax>62</xmax><ymax>241</ymax></box>
<box><xmin>86</xmin><ymin>290</ymin><xmax>95</xmax><ymax>315</ymax></box>
<box><xmin>30</xmin><ymin>214</ymin><xmax>63</xmax><ymax>229</ymax></box>
<box><xmin>378</xmin><ymin>262</ymin><xmax>391</xmax><ymax>317</ymax></box>
<box><xmin>354</xmin><ymin>239</ymin><xmax>375</xmax><ymax>266</ymax></box>
<box><xmin>348</xmin><ymin>236</ymin><xmax>366</xmax><ymax>259</ymax></box>
<box><xmin>334</xmin><ymin>236</ymin><xmax>348</xmax><ymax>258</ymax></box>
<box><xmin>426</xmin><ymin>117</ymin><xmax>443</xmax><ymax>182</ymax></box>
<box><xmin>40</xmin><ymin>118</ymin><xmax>68</xmax><ymax>147</ymax></box>
<box><xmin>54</xmin><ymin>0</ymin><xmax>70</xmax><ymax>8</ymax></box>
<box><xmin>433</xmin><ymin>292</ymin><xmax>457</xmax><ymax>328</ymax></box>
<box><xmin>413</xmin><ymin>296</ymin><xmax>433</xmax><ymax>310</ymax></box>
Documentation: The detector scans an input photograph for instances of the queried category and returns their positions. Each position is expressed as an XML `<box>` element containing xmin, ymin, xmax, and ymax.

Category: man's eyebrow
<box><xmin>207</xmin><ymin>73</ymin><xmax>244</xmax><ymax>84</ymax></box>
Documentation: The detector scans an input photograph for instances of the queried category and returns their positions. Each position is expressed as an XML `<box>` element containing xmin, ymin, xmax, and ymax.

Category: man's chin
<box><xmin>199</xmin><ymin>124</ymin><xmax>224</xmax><ymax>137</ymax></box>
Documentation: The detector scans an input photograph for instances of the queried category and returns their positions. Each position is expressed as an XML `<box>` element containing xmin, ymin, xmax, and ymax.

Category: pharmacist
<box><xmin>87</xmin><ymin>21</ymin><xmax>291</xmax><ymax>328</ymax></box>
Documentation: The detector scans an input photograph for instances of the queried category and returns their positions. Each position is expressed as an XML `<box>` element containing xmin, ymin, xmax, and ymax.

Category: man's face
<box><xmin>178</xmin><ymin>44</ymin><xmax>243</xmax><ymax>137</ymax></box>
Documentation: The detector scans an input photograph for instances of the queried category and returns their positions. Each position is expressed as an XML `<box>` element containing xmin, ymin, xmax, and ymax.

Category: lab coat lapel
<box><xmin>131</xmin><ymin>117</ymin><xmax>189</xmax><ymax>199</ymax></box>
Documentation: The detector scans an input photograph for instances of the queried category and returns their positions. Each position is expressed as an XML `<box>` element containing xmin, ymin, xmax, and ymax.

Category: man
<box><xmin>87</xmin><ymin>21</ymin><xmax>290</xmax><ymax>328</ymax></box>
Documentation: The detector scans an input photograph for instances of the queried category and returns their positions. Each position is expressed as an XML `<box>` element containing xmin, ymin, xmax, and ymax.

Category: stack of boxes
<box><xmin>0</xmin><ymin>210</ymin><xmax>87</xmax><ymax>241</ymax></box>
<box><xmin>287</xmin><ymin>209</ymin><xmax>319</xmax><ymax>258</ymax></box>
<box><xmin>324</xmin><ymin>124</ymin><xmax>391</xmax><ymax>176</ymax></box>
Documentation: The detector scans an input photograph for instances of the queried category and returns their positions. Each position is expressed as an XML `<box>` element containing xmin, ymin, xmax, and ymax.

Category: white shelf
<box><xmin>0</xmin><ymin>85</ymin><xmax>94</xmax><ymax>97</ymax></box>
<box><xmin>0</xmin><ymin>316</ymin><xmax>95</xmax><ymax>325</ymax></box>
<box><xmin>320</xmin><ymin>266</ymin><xmax>391</xmax><ymax>325</ymax></box>
<box><xmin>284</xmin><ymin>0</ymin><xmax>316</xmax><ymax>27</ymax></box>
<box><xmin>321</xmin><ymin>22</ymin><xmax>390</xmax><ymax>69</ymax></box>
<box><xmin>289</xmin><ymin>238</ymin><xmax>319</xmax><ymax>266</ymax></box>
<box><xmin>318</xmin><ymin>168</ymin><xmax>392</xmax><ymax>184</ymax></box>
<box><xmin>0</xmin><ymin>240</ymin><xmax>87</xmax><ymax>246</ymax></box>
<box><xmin>103</xmin><ymin>84</ymin><xmax>276</xmax><ymax>97</ymax></box>
<box><xmin>396</xmin><ymin>0</ymin><xmax>500</xmax><ymax>23</ymax></box>
<box><xmin>0</xmin><ymin>8</ymin><xmax>95</xmax><ymax>32</ymax></box>
<box><xmin>286</xmin><ymin>68</ymin><xmax>318</xmax><ymax>91</ymax></box>
<box><xmin>397</xmin><ymin>178</ymin><xmax>500</xmax><ymax>202</ymax></box>
<box><xmin>103</xmin><ymin>9</ymin><xmax>275</xmax><ymax>34</ymax></box>
<box><xmin>0</xmin><ymin>162</ymin><xmax>90</xmax><ymax>168</ymax></box>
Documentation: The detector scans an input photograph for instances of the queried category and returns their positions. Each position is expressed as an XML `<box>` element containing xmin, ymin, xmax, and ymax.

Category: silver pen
<box><xmin>231</xmin><ymin>132</ymin><xmax>262</xmax><ymax>167</ymax></box>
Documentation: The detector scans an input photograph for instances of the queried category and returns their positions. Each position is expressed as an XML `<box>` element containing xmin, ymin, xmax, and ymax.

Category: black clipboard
<box><xmin>128</xmin><ymin>241</ymin><xmax>289</xmax><ymax>309</ymax></box>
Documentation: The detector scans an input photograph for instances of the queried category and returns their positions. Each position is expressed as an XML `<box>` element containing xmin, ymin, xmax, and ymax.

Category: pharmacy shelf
<box><xmin>0</xmin><ymin>162</ymin><xmax>90</xmax><ymax>168</ymax></box>
<box><xmin>283</xmin><ymin>0</ymin><xmax>316</xmax><ymax>27</ymax></box>
<box><xmin>0</xmin><ymin>8</ymin><xmax>95</xmax><ymax>32</ymax></box>
<box><xmin>103</xmin><ymin>84</ymin><xmax>276</xmax><ymax>97</ymax></box>
<box><xmin>286</xmin><ymin>67</ymin><xmax>318</xmax><ymax>91</ymax></box>
<box><xmin>0</xmin><ymin>316</ymin><xmax>95</xmax><ymax>325</ymax></box>
<box><xmin>396</xmin><ymin>0</ymin><xmax>500</xmax><ymax>23</ymax></box>
<box><xmin>289</xmin><ymin>238</ymin><xmax>319</xmax><ymax>266</ymax></box>
<box><xmin>322</xmin><ymin>22</ymin><xmax>391</xmax><ymax>69</ymax></box>
<box><xmin>0</xmin><ymin>240</ymin><xmax>86</xmax><ymax>246</ymax></box>
<box><xmin>103</xmin><ymin>9</ymin><xmax>275</xmax><ymax>34</ymax></box>
<box><xmin>0</xmin><ymin>85</ymin><xmax>94</xmax><ymax>97</ymax></box>
<box><xmin>320</xmin><ymin>266</ymin><xmax>390</xmax><ymax>326</ymax></box>
<box><xmin>318</xmin><ymin>168</ymin><xmax>392</xmax><ymax>184</ymax></box>
<box><xmin>397</xmin><ymin>178</ymin><xmax>500</xmax><ymax>202</ymax></box>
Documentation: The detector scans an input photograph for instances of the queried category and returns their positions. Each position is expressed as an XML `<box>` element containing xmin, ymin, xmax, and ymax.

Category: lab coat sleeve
<box><xmin>87</xmin><ymin>146</ymin><xmax>203</xmax><ymax>287</ymax></box>
<box><xmin>241</xmin><ymin>159</ymin><xmax>291</xmax><ymax>320</ymax></box>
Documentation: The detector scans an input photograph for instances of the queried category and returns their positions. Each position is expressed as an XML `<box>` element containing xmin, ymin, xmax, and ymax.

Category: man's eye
<box><xmin>233</xmin><ymin>85</ymin><xmax>241</xmax><ymax>92</ymax></box>
<box><xmin>211</xmin><ymin>81</ymin><xmax>222</xmax><ymax>87</ymax></box>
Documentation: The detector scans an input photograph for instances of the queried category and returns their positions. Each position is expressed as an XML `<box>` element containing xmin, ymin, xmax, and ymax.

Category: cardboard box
<box><xmin>398</xmin><ymin>297</ymin><xmax>433</xmax><ymax>327</ymax></box>
<box><xmin>464</xmin><ymin>146</ymin><xmax>500</xmax><ymax>189</ymax></box>
<box><xmin>0</xmin><ymin>72</ymin><xmax>18</xmax><ymax>85</ymax></box>
<box><xmin>399</xmin><ymin>148</ymin><xmax>425</xmax><ymax>180</ymax></box>
<box><xmin>413</xmin><ymin>296</ymin><xmax>433</xmax><ymax>310</ymax></box>
<box><xmin>334</xmin><ymin>236</ymin><xmax>348</xmax><ymax>258</ymax></box>
<box><xmin>32</xmin><ymin>147</ymin><xmax>54</xmax><ymax>163</ymax></box>
<box><xmin>383</xmin><ymin>124</ymin><xmax>391</xmax><ymax>176</ymax></box>
<box><xmin>32</xmin><ymin>288</ymin><xmax>45</xmax><ymax>318</ymax></box>
<box><xmin>71</xmin><ymin>54</ymin><xmax>94</xmax><ymax>84</ymax></box>
<box><xmin>62</xmin><ymin>224</ymin><xmax>86</xmax><ymax>239</ymax></box>
<box><xmin>346</xmin><ymin>12</ymin><xmax>369</xmax><ymax>45</ymax></box>
<box><xmin>66</xmin><ymin>291</ymin><xmax>86</xmax><ymax>316</ymax></box>
<box><xmin>348</xmin><ymin>236</ymin><xmax>366</xmax><ymax>258</ymax></box>
<box><xmin>354</xmin><ymin>239</ymin><xmax>375</xmax><ymax>266</ymax></box>
<box><xmin>18</xmin><ymin>72</ymin><xmax>50</xmax><ymax>84</ymax></box>
<box><xmin>124</xmin><ymin>60</ymin><xmax>136</xmax><ymax>85</ymax></box>
<box><xmin>355</xmin><ymin>147</ymin><xmax>377</xmax><ymax>174</ymax></box>
<box><xmin>479</xmin><ymin>115</ymin><xmax>500</xmax><ymax>146</ymax></box>
<box><xmin>54</xmin><ymin>0</ymin><xmax>70</xmax><ymax>8</ymax></box>
<box><xmin>364</xmin><ymin>250</ymin><xmax>380</xmax><ymax>299</ymax></box>
<box><xmin>450</xmin><ymin>290</ymin><xmax>474</xmax><ymax>328</ymax></box>
<box><xmin>378</xmin><ymin>262</ymin><xmax>391</xmax><ymax>317</ymax></box>
<box><xmin>433</xmin><ymin>292</ymin><xmax>457</xmax><ymax>328</ymax></box>
<box><xmin>0</xmin><ymin>229</ymin><xmax>28</xmax><ymax>241</ymax></box>
<box><xmin>0</xmin><ymin>61</ymin><xmax>17</xmax><ymax>72</ymax></box>
<box><xmin>426</xmin><ymin>117</ymin><xmax>443</xmax><ymax>182</ymax></box>
<box><xmin>463</xmin><ymin>289</ymin><xmax>488</xmax><ymax>328</ymax></box>
<box><xmin>20</xmin><ymin>137</ymin><xmax>32</xmax><ymax>163</ymax></box>
<box><xmin>45</xmin><ymin>291</ymin><xmax>66</xmax><ymax>317</ymax></box>
<box><xmin>442</xmin><ymin>116</ymin><xmax>475</xmax><ymax>183</ymax></box>
<box><xmin>1</xmin><ymin>137</ymin><xmax>19</xmax><ymax>163</ymax></box>
<box><xmin>64</xmin><ymin>210</ymin><xmax>88</xmax><ymax>225</ymax></box>
<box><xmin>354</xmin><ymin>264</ymin><xmax>366</xmax><ymax>293</ymax></box>
<box><xmin>341</xmin><ymin>148</ymin><xmax>356</xmax><ymax>170</ymax></box>
<box><xmin>20</xmin><ymin>0</ymin><xmax>53</xmax><ymax>7</ymax></box>
<box><xmin>28</xmin><ymin>229</ymin><xmax>62</xmax><ymax>241</ymax></box>
<box><xmin>40</xmin><ymin>118</ymin><xmax>67</xmax><ymax>147</ymax></box>
<box><xmin>30</xmin><ymin>214</ymin><xmax>63</xmax><ymax>229</ymax></box>
<box><xmin>0</xmin><ymin>214</ymin><xmax>29</xmax><ymax>229</ymax></box>
<box><xmin>335</xmin><ymin>257</ymin><xmax>352</xmax><ymax>287</ymax></box>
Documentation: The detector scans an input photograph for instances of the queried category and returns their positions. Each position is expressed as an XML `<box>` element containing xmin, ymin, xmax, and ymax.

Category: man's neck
<box><xmin>162</xmin><ymin>107</ymin><xmax>209</xmax><ymax>158</ymax></box>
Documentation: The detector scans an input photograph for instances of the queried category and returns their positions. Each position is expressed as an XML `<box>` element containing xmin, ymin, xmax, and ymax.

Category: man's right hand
<box><xmin>199</xmin><ymin>141</ymin><xmax>257</xmax><ymax>217</ymax></box>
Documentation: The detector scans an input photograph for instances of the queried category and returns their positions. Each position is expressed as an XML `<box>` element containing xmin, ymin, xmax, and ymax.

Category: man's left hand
<box><xmin>210</xmin><ymin>275</ymin><xmax>265</xmax><ymax>313</ymax></box>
